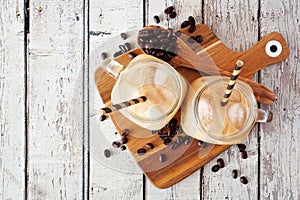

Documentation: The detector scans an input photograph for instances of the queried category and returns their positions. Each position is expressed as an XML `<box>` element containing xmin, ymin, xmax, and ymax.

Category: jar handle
<box><xmin>256</xmin><ymin>109</ymin><xmax>273</xmax><ymax>123</ymax></box>
<box><xmin>101</xmin><ymin>58</ymin><xmax>124</xmax><ymax>79</ymax></box>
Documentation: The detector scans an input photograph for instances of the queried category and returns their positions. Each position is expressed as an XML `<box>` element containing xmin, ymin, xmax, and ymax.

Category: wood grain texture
<box><xmin>144</xmin><ymin>0</ymin><xmax>203</xmax><ymax>198</ymax></box>
<box><xmin>89</xmin><ymin>0</ymin><xmax>144</xmax><ymax>199</ymax></box>
<box><xmin>27</xmin><ymin>1</ymin><xmax>84</xmax><ymax>199</ymax></box>
<box><xmin>260</xmin><ymin>0</ymin><xmax>300</xmax><ymax>199</ymax></box>
<box><xmin>202</xmin><ymin>0</ymin><xmax>261</xmax><ymax>199</ymax></box>
<box><xmin>0</xmin><ymin>0</ymin><xmax>25</xmax><ymax>199</ymax></box>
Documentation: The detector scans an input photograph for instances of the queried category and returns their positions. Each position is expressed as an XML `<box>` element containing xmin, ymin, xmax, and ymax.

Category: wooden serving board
<box><xmin>94</xmin><ymin>24</ymin><xmax>289</xmax><ymax>188</ymax></box>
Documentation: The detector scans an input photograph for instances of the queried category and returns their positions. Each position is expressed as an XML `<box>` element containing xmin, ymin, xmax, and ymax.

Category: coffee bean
<box><xmin>104</xmin><ymin>149</ymin><xmax>111</xmax><ymax>158</ymax></box>
<box><xmin>153</xmin><ymin>15</ymin><xmax>160</xmax><ymax>23</ymax></box>
<box><xmin>164</xmin><ymin>6</ymin><xmax>175</xmax><ymax>14</ymax></box>
<box><xmin>121</xmin><ymin>137</ymin><xmax>128</xmax><ymax>144</ymax></box>
<box><xmin>169</xmin><ymin>11</ymin><xmax>177</xmax><ymax>19</ymax></box>
<box><xmin>174</xmin><ymin>31</ymin><xmax>181</xmax><ymax>37</ymax></box>
<box><xmin>113</xmin><ymin>51</ymin><xmax>122</xmax><ymax>58</ymax></box>
<box><xmin>168</xmin><ymin>118</ymin><xmax>178</xmax><ymax>128</ymax></box>
<box><xmin>122</xmin><ymin>129</ymin><xmax>130</xmax><ymax>136</ymax></box>
<box><xmin>112</xmin><ymin>141</ymin><xmax>121</xmax><ymax>148</ymax></box>
<box><xmin>124</xmin><ymin>42</ymin><xmax>132</xmax><ymax>51</ymax></box>
<box><xmin>100</xmin><ymin>115</ymin><xmax>107</xmax><ymax>121</ymax></box>
<box><xmin>211</xmin><ymin>164</ymin><xmax>220</xmax><ymax>172</ymax></box>
<box><xmin>146</xmin><ymin>143</ymin><xmax>154</xmax><ymax>149</ymax></box>
<box><xmin>176</xmin><ymin>136</ymin><xmax>184</xmax><ymax>144</ymax></box>
<box><xmin>181</xmin><ymin>20</ymin><xmax>190</xmax><ymax>28</ymax></box>
<box><xmin>171</xmin><ymin>142</ymin><xmax>179</xmax><ymax>150</ymax></box>
<box><xmin>101</xmin><ymin>52</ymin><xmax>108</xmax><ymax>60</ymax></box>
<box><xmin>139</xmin><ymin>29</ymin><xmax>153</xmax><ymax>38</ymax></box>
<box><xmin>187</xmin><ymin>37</ymin><xmax>196</xmax><ymax>44</ymax></box>
<box><xmin>184</xmin><ymin>136</ymin><xmax>192</xmax><ymax>145</ymax></box>
<box><xmin>128</xmin><ymin>52</ymin><xmax>136</xmax><ymax>59</ymax></box>
<box><xmin>240</xmin><ymin>176</ymin><xmax>248</xmax><ymax>184</ymax></box>
<box><xmin>188</xmin><ymin>16</ymin><xmax>196</xmax><ymax>25</ymax></box>
<box><xmin>163</xmin><ymin>138</ymin><xmax>172</xmax><ymax>145</ymax></box>
<box><xmin>198</xmin><ymin>140</ymin><xmax>204</xmax><ymax>147</ymax></box>
<box><xmin>195</xmin><ymin>35</ymin><xmax>203</xmax><ymax>43</ymax></box>
<box><xmin>159</xmin><ymin>154</ymin><xmax>166</xmax><ymax>162</ymax></box>
<box><xmin>217</xmin><ymin>158</ymin><xmax>225</xmax><ymax>168</ymax></box>
<box><xmin>237</xmin><ymin>143</ymin><xmax>246</xmax><ymax>151</ymax></box>
<box><xmin>241</xmin><ymin>150</ymin><xmax>248</xmax><ymax>159</ymax></box>
<box><xmin>176</xmin><ymin>126</ymin><xmax>183</xmax><ymax>134</ymax></box>
<box><xmin>188</xmin><ymin>24</ymin><xmax>196</xmax><ymax>33</ymax></box>
<box><xmin>120</xmin><ymin>145</ymin><xmax>127</xmax><ymax>151</ymax></box>
<box><xmin>119</xmin><ymin>45</ymin><xmax>127</xmax><ymax>53</ymax></box>
<box><xmin>232</xmin><ymin>169</ymin><xmax>238</xmax><ymax>179</ymax></box>
<box><xmin>155</xmin><ymin>51</ymin><xmax>165</xmax><ymax>57</ymax></box>
<box><xmin>137</xmin><ymin>148</ymin><xmax>147</xmax><ymax>155</ymax></box>
<box><xmin>167</xmin><ymin>129</ymin><xmax>175</xmax><ymax>137</ymax></box>
<box><xmin>120</xmin><ymin>32</ymin><xmax>127</xmax><ymax>40</ymax></box>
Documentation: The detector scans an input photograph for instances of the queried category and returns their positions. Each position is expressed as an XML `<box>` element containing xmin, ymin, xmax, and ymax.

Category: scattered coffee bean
<box><xmin>198</xmin><ymin>140</ymin><xmax>207</xmax><ymax>148</ymax></box>
<box><xmin>169</xmin><ymin>11</ymin><xmax>177</xmax><ymax>19</ymax></box>
<box><xmin>176</xmin><ymin>126</ymin><xmax>183</xmax><ymax>134</ymax></box>
<box><xmin>167</xmin><ymin>129</ymin><xmax>175</xmax><ymax>137</ymax></box>
<box><xmin>241</xmin><ymin>150</ymin><xmax>248</xmax><ymax>159</ymax></box>
<box><xmin>100</xmin><ymin>115</ymin><xmax>107</xmax><ymax>121</ymax></box>
<box><xmin>164</xmin><ymin>6</ymin><xmax>175</xmax><ymax>14</ymax></box>
<box><xmin>159</xmin><ymin>154</ymin><xmax>166</xmax><ymax>162</ymax></box>
<box><xmin>121</xmin><ymin>137</ymin><xmax>128</xmax><ymax>144</ymax></box>
<box><xmin>163</xmin><ymin>138</ymin><xmax>172</xmax><ymax>145</ymax></box>
<box><xmin>237</xmin><ymin>143</ymin><xmax>246</xmax><ymax>151</ymax></box>
<box><xmin>120</xmin><ymin>32</ymin><xmax>128</xmax><ymax>40</ymax></box>
<box><xmin>195</xmin><ymin>35</ymin><xmax>203</xmax><ymax>43</ymax></box>
<box><xmin>240</xmin><ymin>176</ymin><xmax>248</xmax><ymax>184</ymax></box>
<box><xmin>181</xmin><ymin>20</ymin><xmax>190</xmax><ymax>28</ymax></box>
<box><xmin>113</xmin><ymin>51</ymin><xmax>122</xmax><ymax>58</ymax></box>
<box><xmin>187</xmin><ymin>37</ymin><xmax>196</xmax><ymax>44</ymax></box>
<box><xmin>104</xmin><ymin>149</ymin><xmax>111</xmax><ymax>158</ymax></box>
<box><xmin>145</xmin><ymin>143</ymin><xmax>154</xmax><ymax>149</ymax></box>
<box><xmin>168</xmin><ymin>118</ymin><xmax>178</xmax><ymax>128</ymax></box>
<box><xmin>188</xmin><ymin>24</ymin><xmax>196</xmax><ymax>33</ymax></box>
<box><xmin>153</xmin><ymin>15</ymin><xmax>160</xmax><ymax>23</ymax></box>
<box><xmin>217</xmin><ymin>158</ymin><xmax>225</xmax><ymax>168</ymax></box>
<box><xmin>119</xmin><ymin>44</ymin><xmax>127</xmax><ymax>53</ymax></box>
<box><xmin>124</xmin><ymin>42</ymin><xmax>132</xmax><ymax>51</ymax></box>
<box><xmin>184</xmin><ymin>136</ymin><xmax>192</xmax><ymax>145</ymax></box>
<box><xmin>128</xmin><ymin>52</ymin><xmax>136</xmax><ymax>59</ymax></box>
<box><xmin>211</xmin><ymin>164</ymin><xmax>220</xmax><ymax>172</ymax></box>
<box><xmin>122</xmin><ymin>129</ymin><xmax>130</xmax><ymax>136</ymax></box>
<box><xmin>112</xmin><ymin>141</ymin><xmax>121</xmax><ymax>148</ymax></box>
<box><xmin>174</xmin><ymin>31</ymin><xmax>181</xmax><ymax>37</ymax></box>
<box><xmin>171</xmin><ymin>142</ymin><xmax>179</xmax><ymax>150</ymax></box>
<box><xmin>176</xmin><ymin>136</ymin><xmax>184</xmax><ymax>144</ymax></box>
<box><xmin>232</xmin><ymin>169</ymin><xmax>238</xmax><ymax>179</ymax></box>
<box><xmin>137</xmin><ymin>148</ymin><xmax>147</xmax><ymax>155</ymax></box>
<box><xmin>188</xmin><ymin>16</ymin><xmax>196</xmax><ymax>25</ymax></box>
<box><xmin>120</xmin><ymin>145</ymin><xmax>127</xmax><ymax>151</ymax></box>
<box><xmin>101</xmin><ymin>52</ymin><xmax>108</xmax><ymax>60</ymax></box>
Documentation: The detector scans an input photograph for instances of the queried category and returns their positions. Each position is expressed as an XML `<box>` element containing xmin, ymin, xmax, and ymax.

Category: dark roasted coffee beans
<box><xmin>195</xmin><ymin>35</ymin><xmax>203</xmax><ymax>43</ymax></box>
<box><xmin>120</xmin><ymin>145</ymin><xmax>127</xmax><ymax>151</ymax></box>
<box><xmin>137</xmin><ymin>148</ymin><xmax>147</xmax><ymax>155</ymax></box>
<box><xmin>241</xmin><ymin>151</ymin><xmax>248</xmax><ymax>159</ymax></box>
<box><xmin>217</xmin><ymin>158</ymin><xmax>225</xmax><ymax>168</ymax></box>
<box><xmin>120</xmin><ymin>32</ymin><xmax>127</xmax><ymax>40</ymax></box>
<box><xmin>122</xmin><ymin>129</ymin><xmax>130</xmax><ymax>136</ymax></box>
<box><xmin>112</xmin><ymin>141</ymin><xmax>121</xmax><ymax>148</ymax></box>
<box><xmin>153</xmin><ymin>15</ymin><xmax>160</xmax><ymax>23</ymax></box>
<box><xmin>119</xmin><ymin>44</ymin><xmax>127</xmax><ymax>53</ymax></box>
<box><xmin>188</xmin><ymin>16</ymin><xmax>196</xmax><ymax>25</ymax></box>
<box><xmin>164</xmin><ymin>6</ymin><xmax>174</xmax><ymax>14</ymax></box>
<box><xmin>128</xmin><ymin>52</ymin><xmax>136</xmax><ymax>59</ymax></box>
<box><xmin>232</xmin><ymin>169</ymin><xmax>238</xmax><ymax>179</ymax></box>
<box><xmin>104</xmin><ymin>149</ymin><xmax>111</xmax><ymax>158</ymax></box>
<box><xmin>181</xmin><ymin>20</ymin><xmax>190</xmax><ymax>28</ymax></box>
<box><xmin>159</xmin><ymin>154</ymin><xmax>166</xmax><ymax>162</ymax></box>
<box><xmin>146</xmin><ymin>143</ymin><xmax>154</xmax><ymax>149</ymax></box>
<box><xmin>124</xmin><ymin>42</ymin><xmax>132</xmax><ymax>51</ymax></box>
<box><xmin>176</xmin><ymin>126</ymin><xmax>183</xmax><ymax>134</ymax></box>
<box><xmin>169</xmin><ymin>11</ymin><xmax>177</xmax><ymax>19</ymax></box>
<box><xmin>171</xmin><ymin>142</ymin><xmax>178</xmax><ymax>150</ymax></box>
<box><xmin>184</xmin><ymin>136</ymin><xmax>192</xmax><ymax>145</ymax></box>
<box><xmin>163</xmin><ymin>138</ymin><xmax>172</xmax><ymax>145</ymax></box>
<box><xmin>211</xmin><ymin>164</ymin><xmax>220</xmax><ymax>172</ymax></box>
<box><xmin>100</xmin><ymin>115</ymin><xmax>107</xmax><ymax>121</ymax></box>
<box><xmin>176</xmin><ymin>136</ymin><xmax>184</xmax><ymax>144</ymax></box>
<box><xmin>240</xmin><ymin>176</ymin><xmax>248</xmax><ymax>184</ymax></box>
<box><xmin>101</xmin><ymin>52</ymin><xmax>108</xmax><ymax>60</ymax></box>
<box><xmin>113</xmin><ymin>51</ymin><xmax>122</xmax><ymax>58</ymax></box>
<box><xmin>121</xmin><ymin>137</ymin><xmax>128</xmax><ymax>144</ymax></box>
<box><xmin>188</xmin><ymin>24</ymin><xmax>196</xmax><ymax>33</ymax></box>
<box><xmin>237</xmin><ymin>143</ymin><xmax>246</xmax><ymax>151</ymax></box>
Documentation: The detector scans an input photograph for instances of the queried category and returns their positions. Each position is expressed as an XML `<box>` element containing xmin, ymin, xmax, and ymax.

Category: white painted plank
<box><xmin>260</xmin><ymin>0</ymin><xmax>300</xmax><ymax>199</ymax></box>
<box><xmin>89</xmin><ymin>0</ymin><xmax>144</xmax><ymax>199</ymax></box>
<box><xmin>202</xmin><ymin>0</ymin><xmax>260</xmax><ymax>199</ymax></box>
<box><xmin>0</xmin><ymin>0</ymin><xmax>25</xmax><ymax>199</ymax></box>
<box><xmin>145</xmin><ymin>0</ymin><xmax>202</xmax><ymax>199</ymax></box>
<box><xmin>27</xmin><ymin>1</ymin><xmax>84</xmax><ymax>199</ymax></box>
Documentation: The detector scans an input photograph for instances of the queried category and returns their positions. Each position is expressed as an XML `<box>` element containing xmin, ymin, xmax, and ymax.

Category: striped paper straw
<box><xmin>100</xmin><ymin>96</ymin><xmax>147</xmax><ymax>121</ymax></box>
<box><xmin>221</xmin><ymin>60</ymin><xmax>244</xmax><ymax>106</ymax></box>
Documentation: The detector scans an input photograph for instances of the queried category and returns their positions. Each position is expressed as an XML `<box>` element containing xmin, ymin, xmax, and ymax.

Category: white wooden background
<box><xmin>0</xmin><ymin>0</ymin><xmax>299</xmax><ymax>199</ymax></box>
